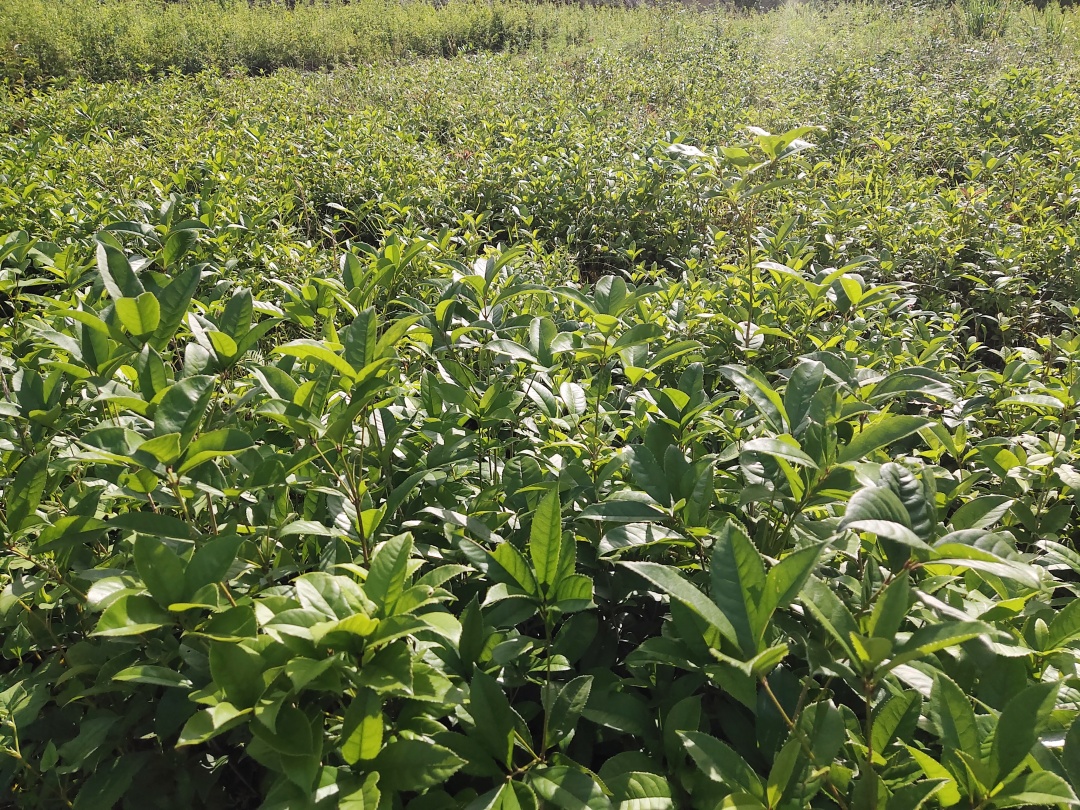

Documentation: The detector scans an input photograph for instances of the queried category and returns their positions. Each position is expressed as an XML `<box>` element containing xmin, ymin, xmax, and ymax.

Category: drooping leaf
<box><xmin>837</xmin><ymin>415</ymin><xmax>930</xmax><ymax>464</ymax></box>
<box><xmin>622</xmin><ymin>561</ymin><xmax>738</xmax><ymax>648</ymax></box>
<box><xmin>679</xmin><ymin>731</ymin><xmax>764</xmax><ymax>799</ymax></box>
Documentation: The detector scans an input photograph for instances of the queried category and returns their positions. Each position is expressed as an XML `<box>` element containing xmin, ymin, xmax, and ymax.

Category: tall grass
<box><xmin>0</xmin><ymin>0</ymin><xmax>637</xmax><ymax>85</ymax></box>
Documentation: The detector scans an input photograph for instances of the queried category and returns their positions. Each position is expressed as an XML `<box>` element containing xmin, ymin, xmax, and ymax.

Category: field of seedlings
<box><xmin>3</xmin><ymin>0</ymin><xmax>1080</xmax><ymax>807</ymax></box>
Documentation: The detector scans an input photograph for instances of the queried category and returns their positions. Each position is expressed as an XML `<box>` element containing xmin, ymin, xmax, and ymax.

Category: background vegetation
<box><xmin>3</xmin><ymin>1</ymin><xmax>1080</xmax><ymax>809</ymax></box>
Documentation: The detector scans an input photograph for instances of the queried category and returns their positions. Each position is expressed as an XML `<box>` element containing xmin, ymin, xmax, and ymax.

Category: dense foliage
<box><xmin>4</xmin><ymin>2</ymin><xmax>1080</xmax><ymax>809</ymax></box>
<box><xmin>0</xmin><ymin>0</ymin><xmax>636</xmax><ymax>86</ymax></box>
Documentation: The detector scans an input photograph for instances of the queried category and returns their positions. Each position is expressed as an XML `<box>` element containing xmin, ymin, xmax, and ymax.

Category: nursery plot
<box><xmin>3</xmin><ymin>2</ymin><xmax>1080</xmax><ymax>808</ymax></box>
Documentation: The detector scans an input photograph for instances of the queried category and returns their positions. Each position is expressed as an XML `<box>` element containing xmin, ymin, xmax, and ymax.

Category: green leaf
<box><xmin>491</xmin><ymin>541</ymin><xmax>540</xmax><ymax>596</ymax></box>
<box><xmin>151</xmin><ymin>265</ymin><xmax>201</xmax><ymax>349</ymax></box>
<box><xmin>6</xmin><ymin>450</ymin><xmax>49</xmax><ymax>532</ymax></box>
<box><xmin>209</xmin><ymin>641</ymin><xmax>265</xmax><ymax>709</ymax></box>
<box><xmin>837</xmin><ymin>415</ymin><xmax>930</xmax><ymax>464</ymax></box>
<box><xmin>609</xmin><ymin>772</ymin><xmax>673</xmax><ymax>810</ymax></box>
<box><xmin>344</xmin><ymin>307</ymin><xmax>377</xmax><ymax>370</ymax></box>
<box><xmin>33</xmin><ymin>515</ymin><xmax>108</xmax><ymax>553</ymax></box>
<box><xmin>374</xmin><ymin>314</ymin><xmax>421</xmax><ymax>360</ymax></box>
<box><xmin>488</xmin><ymin>338</ymin><xmax>539</xmax><ymax>365</ymax></box>
<box><xmin>885</xmin><ymin>781</ymin><xmax>945</xmax><ymax>810</ymax></box>
<box><xmin>134</xmin><ymin>535</ymin><xmax>186</xmax><ymax>608</ymax></box>
<box><xmin>627</xmin><ymin>445</ymin><xmax>672</xmax><ymax>505</ymax></box>
<box><xmin>135</xmin><ymin>432</ymin><xmax>182</xmax><ymax>466</ymax></box>
<box><xmin>931</xmin><ymin>674</ymin><xmax>978</xmax><ymax>757</ymax></box>
<box><xmin>295</xmin><ymin>572</ymin><xmax>353</xmax><ymax>620</ymax></box>
<box><xmin>91</xmin><ymin>593</ymin><xmax>171</xmax><ymax>637</ymax></box>
<box><xmin>252</xmin><ymin>704</ymin><xmax>316</xmax><ymax>757</ymax></box>
<box><xmin>353</xmin><ymin>640</ymin><xmax>411</xmax><ymax>692</ymax></box>
<box><xmin>339</xmin><ymin>773</ymin><xmax>382</xmax><ymax>810</ymax></box>
<box><xmin>845</xmin><ymin>519</ymin><xmax>929</xmax><ymax>550</ymax></box>
<box><xmin>176</xmin><ymin>703</ymin><xmax>249</xmax><ymax>747</ymax></box>
<box><xmin>96</xmin><ymin>241</ymin><xmax>144</xmax><ymax>301</ymax></box>
<box><xmin>717</xmin><ymin>793</ymin><xmax>768</xmax><ymax>809</ymax></box>
<box><xmin>997</xmin><ymin>393</ymin><xmax>1065</xmax><ymax>411</ymax></box>
<box><xmin>950</xmin><ymin>496</ymin><xmax>1014</xmax><ymax>531</ymax></box>
<box><xmin>884</xmin><ymin>621</ymin><xmax>990</xmax><ymax>672</ymax></box>
<box><xmin>765</xmin><ymin>736</ymin><xmax>802</xmax><ymax>807</ymax></box>
<box><xmin>340</xmin><ymin>688</ymin><xmax>383</xmax><ymax>764</ymax></box>
<box><xmin>784</xmin><ymin>359</ymin><xmax>825</xmax><ymax>431</ymax></box>
<box><xmin>799</xmin><ymin>576</ymin><xmax>860</xmax><ymax>662</ymax></box>
<box><xmin>905</xmin><ymin>746</ymin><xmax>961</xmax><ymax>807</ymax></box>
<box><xmin>710</xmin><ymin>519</ymin><xmax>765</xmax><ymax>657</ymax></box>
<box><xmin>622</xmin><ymin>561</ymin><xmax>738</xmax><ymax>648</ymax></box>
<box><xmin>719</xmin><ymin>365</ymin><xmax>788</xmax><ymax>432</ymax></box>
<box><xmin>879</xmin><ymin>463</ymin><xmax>936</xmax><ymax>541</ymax></box>
<box><xmin>115</xmin><ymin>292</ymin><xmax>161</xmax><ymax>337</ymax></box>
<box><xmin>872</xmin><ymin>691</ymin><xmax>921</xmax><ymax>754</ymax></box>
<box><xmin>113</xmin><ymin>665</ymin><xmax>190</xmax><ymax>688</ymax></box>
<box><xmin>741</xmin><ymin>437</ymin><xmax>818</xmax><ymax>468</ymax></box>
<box><xmin>1063</xmin><ymin>714</ymin><xmax>1080</xmax><ymax>793</ymax></box>
<box><xmin>528</xmin><ymin>767</ymin><xmax>612</xmax><ymax>810</ymax></box>
<box><xmin>989</xmin><ymin>681</ymin><xmax>1060</xmax><ymax>785</ymax></box>
<box><xmin>554</xmin><ymin>573</ymin><xmax>593</xmax><ymax>612</ymax></box>
<box><xmin>366</xmin><ymin>533</ymin><xmax>414</xmax><ymax>615</ymax></box>
<box><xmin>867</xmin><ymin>571</ymin><xmax>910</xmax><ymax>640</ymax></box>
<box><xmin>761</xmin><ymin>544</ymin><xmax>821</xmax><ymax>623</ymax></box>
<box><xmin>178</xmin><ymin>428</ymin><xmax>253</xmax><ymax>473</ymax></box>
<box><xmin>134</xmin><ymin>344</ymin><xmax>168</xmax><ymax>399</ymax></box>
<box><xmin>372</xmin><ymin>739</ymin><xmax>466</xmax><ymax>793</ymax></box>
<box><xmin>679</xmin><ymin>731</ymin><xmax>764</xmax><ymax>799</ymax></box>
<box><xmin>216</xmin><ymin>288</ymin><xmax>253</xmax><ymax>339</ymax></box>
<box><xmin>546</xmin><ymin>675</ymin><xmax>593</xmax><ymax>748</ymax></box>
<box><xmin>154</xmin><ymin>375</ymin><xmax>216</xmax><ymax>449</ymax></box>
<box><xmin>185</xmin><ymin>535</ymin><xmax>241</xmax><ymax>596</ymax></box>
<box><xmin>72</xmin><ymin>754</ymin><xmax>142</xmax><ymax>810</ymax></box>
<box><xmin>163</xmin><ymin>228</ymin><xmax>199</xmax><ymax>267</ymax></box>
<box><xmin>990</xmin><ymin>771</ymin><xmax>1078</xmax><ymax>807</ymax></box>
<box><xmin>579</xmin><ymin>499</ymin><xmax>668</xmax><ymax>522</ymax></box>
<box><xmin>274</xmin><ymin>339</ymin><xmax>357</xmax><ymax>379</ymax></box>
<box><xmin>531</xmin><ymin>488</ymin><xmax>565</xmax><ymax>592</ymax></box>
<box><xmin>469</xmin><ymin>668</ymin><xmax>515</xmax><ymax>768</ymax></box>
<box><xmin>842</xmin><ymin>486</ymin><xmax>912</xmax><ymax>528</ymax></box>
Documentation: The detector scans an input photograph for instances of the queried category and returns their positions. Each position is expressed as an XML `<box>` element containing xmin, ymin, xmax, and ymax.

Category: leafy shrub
<box><xmin>0</xmin><ymin>0</ymin><xmax>607</xmax><ymax>85</ymax></box>
<box><xmin>4</xmin><ymin>125</ymin><xmax>1080</xmax><ymax>809</ymax></box>
<box><xmin>4</xmin><ymin>4</ymin><xmax>1080</xmax><ymax>808</ymax></box>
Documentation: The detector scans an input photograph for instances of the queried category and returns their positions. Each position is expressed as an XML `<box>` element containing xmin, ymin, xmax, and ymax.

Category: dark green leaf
<box><xmin>989</xmin><ymin>681</ymin><xmax>1060</xmax><ymax>784</ymax></box>
<box><xmin>134</xmin><ymin>535</ymin><xmax>186</xmax><ymax>608</ymax></box>
<box><xmin>6</xmin><ymin>451</ymin><xmax>49</xmax><ymax>532</ymax></box>
<box><xmin>468</xmin><ymin>668</ymin><xmax>515</xmax><ymax>768</ymax></box>
<box><xmin>622</xmin><ymin>561</ymin><xmax>738</xmax><ymax>647</ymax></box>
